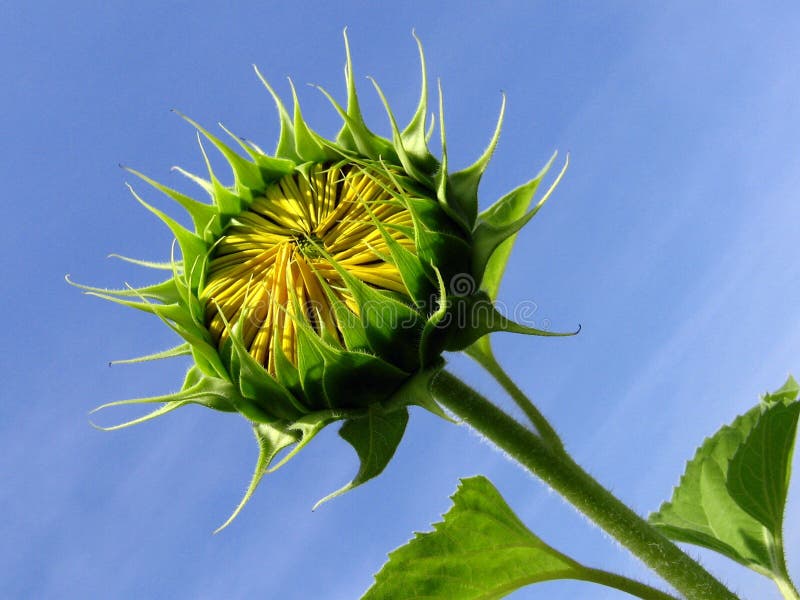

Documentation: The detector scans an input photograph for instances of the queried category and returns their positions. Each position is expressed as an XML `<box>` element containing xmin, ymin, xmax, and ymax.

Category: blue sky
<box><xmin>3</xmin><ymin>2</ymin><xmax>800</xmax><ymax>599</ymax></box>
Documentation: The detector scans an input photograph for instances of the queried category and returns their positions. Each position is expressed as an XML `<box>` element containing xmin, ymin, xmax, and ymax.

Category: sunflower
<box><xmin>72</xmin><ymin>32</ymin><xmax>565</xmax><ymax>529</ymax></box>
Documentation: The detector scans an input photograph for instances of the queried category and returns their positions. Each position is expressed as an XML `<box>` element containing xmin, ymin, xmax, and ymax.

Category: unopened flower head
<box><xmin>72</xmin><ymin>33</ymin><xmax>567</xmax><ymax>529</ymax></box>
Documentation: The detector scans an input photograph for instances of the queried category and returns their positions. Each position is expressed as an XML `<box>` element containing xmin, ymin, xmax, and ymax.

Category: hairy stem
<box><xmin>770</xmin><ymin>533</ymin><xmax>800</xmax><ymax>600</ymax></box>
<box><xmin>466</xmin><ymin>344</ymin><xmax>564</xmax><ymax>453</ymax></box>
<box><xmin>432</xmin><ymin>370</ymin><xmax>738</xmax><ymax>600</ymax></box>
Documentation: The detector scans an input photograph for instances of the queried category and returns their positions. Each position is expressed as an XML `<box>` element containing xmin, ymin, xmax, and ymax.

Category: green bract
<box><xmin>72</xmin><ymin>33</ymin><xmax>567</xmax><ymax>530</ymax></box>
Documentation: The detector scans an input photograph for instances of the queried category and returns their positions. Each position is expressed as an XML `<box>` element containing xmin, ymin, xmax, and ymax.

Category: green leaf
<box><xmin>649</xmin><ymin>376</ymin><xmax>800</xmax><ymax>581</ymax></box>
<box><xmin>727</xmin><ymin>400</ymin><xmax>800</xmax><ymax>534</ymax></box>
<box><xmin>362</xmin><ymin>476</ymin><xmax>587</xmax><ymax>600</ymax></box>
<box><xmin>314</xmin><ymin>405</ymin><xmax>408</xmax><ymax>510</ymax></box>
<box><xmin>766</xmin><ymin>375</ymin><xmax>800</xmax><ymax>405</ymax></box>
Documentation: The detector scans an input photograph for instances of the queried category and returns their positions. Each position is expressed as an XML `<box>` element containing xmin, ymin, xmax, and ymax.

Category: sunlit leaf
<box><xmin>363</xmin><ymin>476</ymin><xmax>586</xmax><ymax>600</ymax></box>
<box><xmin>649</xmin><ymin>376</ymin><xmax>800</xmax><ymax>585</ymax></box>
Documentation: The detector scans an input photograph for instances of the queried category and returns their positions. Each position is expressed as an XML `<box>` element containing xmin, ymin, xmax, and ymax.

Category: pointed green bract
<box><xmin>399</xmin><ymin>32</ymin><xmax>437</xmax><ymax>174</ymax></box>
<box><xmin>445</xmin><ymin>291</ymin><xmax>579</xmax><ymax>352</ymax></box>
<box><xmin>215</xmin><ymin>422</ymin><xmax>299</xmax><ymax>533</ymax></box>
<box><xmin>89</xmin><ymin>368</ymin><xmax>240</xmax><ymax>432</ymax></box>
<box><xmin>288</xmin><ymin>79</ymin><xmax>330</xmax><ymax>163</ymax></box>
<box><xmin>445</xmin><ymin>94</ymin><xmax>506</xmax><ymax>229</ymax></box>
<box><xmin>472</xmin><ymin>154</ymin><xmax>568</xmax><ymax>289</ymax></box>
<box><xmin>477</xmin><ymin>152</ymin><xmax>558</xmax><ymax>301</ymax></box>
<box><xmin>314</xmin><ymin>405</ymin><xmax>409</xmax><ymax>510</ymax></box>
<box><xmin>109</xmin><ymin>343</ymin><xmax>191</xmax><ymax>365</ymax></box>
<box><xmin>174</xmin><ymin>110</ymin><xmax>265</xmax><ymax>193</ymax></box>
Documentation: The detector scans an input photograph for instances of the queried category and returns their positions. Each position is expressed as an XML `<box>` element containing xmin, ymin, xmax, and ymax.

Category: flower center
<box><xmin>200</xmin><ymin>163</ymin><xmax>416</xmax><ymax>374</ymax></box>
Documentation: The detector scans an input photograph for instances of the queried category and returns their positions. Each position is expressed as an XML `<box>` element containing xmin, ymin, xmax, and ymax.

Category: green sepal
<box><xmin>109</xmin><ymin>342</ymin><xmax>191</xmax><ymax>366</ymax></box>
<box><xmin>288</xmin><ymin>79</ymin><xmax>331</xmax><ymax>164</ymax></box>
<box><xmin>230</xmin><ymin>337</ymin><xmax>307</xmax><ymax>421</ymax></box>
<box><xmin>322</xmin><ymin>350</ymin><xmax>409</xmax><ymax>410</ymax></box>
<box><xmin>214</xmin><ymin>421</ymin><xmax>300</xmax><ymax>533</ymax></box>
<box><xmin>329</xmin><ymin>30</ymin><xmax>395</xmax><ymax>161</ymax></box>
<box><xmin>282</xmin><ymin>290</ymin><xmax>410</xmax><ymax>410</ymax></box>
<box><xmin>313</xmin><ymin>272</ymin><xmax>371</xmax><ymax>352</ymax></box>
<box><xmin>173</xmin><ymin>110</ymin><xmax>265</xmax><ymax>193</ymax></box>
<box><xmin>313</xmin><ymin>405</ymin><xmax>408</xmax><ymax>510</ymax></box>
<box><xmin>292</xmin><ymin>315</ymin><xmax>333</xmax><ymax>410</ymax></box>
<box><xmin>213</xmin><ymin>302</ymin><xmax>308</xmax><ymax>420</ymax></box>
<box><xmin>167</xmin><ymin>244</ymin><xmax>200</xmax><ymax>321</ymax></box>
<box><xmin>405</xmin><ymin>196</ymin><xmax>471</xmax><ymax>281</ymax></box>
<box><xmin>79</xmin><ymin>291</ymin><xmax>196</xmax><ymax>334</ymax></box>
<box><xmin>156</xmin><ymin>310</ymin><xmax>228</xmax><ymax>380</ymax></box>
<box><xmin>445</xmin><ymin>94</ymin><xmax>505</xmax><ymax>229</ymax></box>
<box><xmin>419</xmin><ymin>266</ymin><xmax>450</xmax><ymax>368</ymax></box>
<box><xmin>471</xmin><ymin>154</ymin><xmax>567</xmax><ymax>287</ymax></box>
<box><xmin>270</xmin><ymin>409</ymin><xmax>350</xmax><ymax>472</ymax></box>
<box><xmin>478</xmin><ymin>152</ymin><xmax>557</xmax><ymax>300</ymax></box>
<box><xmin>271</xmin><ymin>337</ymin><xmax>308</xmax><ymax>408</ymax></box>
<box><xmin>122</xmin><ymin>166</ymin><xmax>219</xmax><ymax>239</ymax></box>
<box><xmin>187</xmin><ymin>336</ymin><xmax>230</xmax><ymax>380</ymax></box>
<box><xmin>216</xmin><ymin>122</ymin><xmax>297</xmax><ymax>183</ymax></box>
<box><xmin>89</xmin><ymin>368</ymin><xmax>239</xmax><ymax>432</ymax></box>
<box><xmin>369</xmin><ymin>76</ymin><xmax>432</xmax><ymax>187</ymax></box>
<box><xmin>107</xmin><ymin>254</ymin><xmax>176</xmax><ymax>270</ymax></box>
<box><xmin>306</xmin><ymin>238</ymin><xmax>425</xmax><ymax>372</ymax></box>
<box><xmin>218</xmin><ymin>407</ymin><xmax>364</xmax><ymax>531</ymax></box>
<box><xmin>94</xmin><ymin>272</ymin><xmax>226</xmax><ymax>380</ymax></box>
<box><xmin>443</xmin><ymin>291</ymin><xmax>580</xmax><ymax>352</ymax></box>
<box><xmin>193</xmin><ymin>135</ymin><xmax>246</xmax><ymax>216</ymax></box>
<box><xmin>399</xmin><ymin>32</ymin><xmax>438</xmax><ymax>175</ymax></box>
<box><xmin>253</xmin><ymin>65</ymin><xmax>301</xmax><ymax>164</ymax></box>
<box><xmin>317</xmin><ymin>84</ymin><xmax>394</xmax><ymax>162</ymax></box>
<box><xmin>362</xmin><ymin>195</ymin><xmax>434</xmax><ymax>306</ymax></box>
<box><xmin>171</xmin><ymin>163</ymin><xmax>213</xmax><ymax>196</ymax></box>
<box><xmin>432</xmin><ymin>80</ymin><xmax>469</xmax><ymax>232</ymax></box>
<box><xmin>126</xmin><ymin>184</ymin><xmax>208</xmax><ymax>284</ymax></box>
<box><xmin>384</xmin><ymin>360</ymin><xmax>452</xmax><ymax>423</ymax></box>
<box><xmin>66</xmin><ymin>275</ymin><xmax>180</xmax><ymax>305</ymax></box>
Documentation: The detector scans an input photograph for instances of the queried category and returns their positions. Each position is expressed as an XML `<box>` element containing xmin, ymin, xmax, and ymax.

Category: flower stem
<box><xmin>466</xmin><ymin>344</ymin><xmax>565</xmax><ymax>453</ymax></box>
<box><xmin>432</xmin><ymin>369</ymin><xmax>739</xmax><ymax>600</ymax></box>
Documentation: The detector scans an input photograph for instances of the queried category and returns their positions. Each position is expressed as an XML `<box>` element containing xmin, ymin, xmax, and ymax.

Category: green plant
<box><xmin>72</xmin><ymin>34</ymin><xmax>800</xmax><ymax>600</ymax></box>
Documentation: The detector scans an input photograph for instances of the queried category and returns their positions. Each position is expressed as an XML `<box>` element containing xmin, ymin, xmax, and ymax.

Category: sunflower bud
<box><xmin>73</xmin><ymin>33</ymin><xmax>567</xmax><ymax>529</ymax></box>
